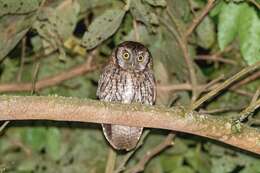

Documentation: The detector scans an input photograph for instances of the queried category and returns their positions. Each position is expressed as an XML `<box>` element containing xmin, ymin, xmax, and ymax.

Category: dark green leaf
<box><xmin>81</xmin><ymin>8</ymin><xmax>126</xmax><ymax>49</ymax></box>
<box><xmin>196</xmin><ymin>16</ymin><xmax>216</xmax><ymax>49</ymax></box>
<box><xmin>22</xmin><ymin>127</ymin><xmax>47</xmax><ymax>152</ymax></box>
<box><xmin>46</xmin><ymin>128</ymin><xmax>62</xmax><ymax>160</ymax></box>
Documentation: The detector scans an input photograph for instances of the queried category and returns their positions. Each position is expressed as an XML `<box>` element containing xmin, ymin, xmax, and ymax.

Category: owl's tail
<box><xmin>102</xmin><ymin>124</ymin><xmax>143</xmax><ymax>151</ymax></box>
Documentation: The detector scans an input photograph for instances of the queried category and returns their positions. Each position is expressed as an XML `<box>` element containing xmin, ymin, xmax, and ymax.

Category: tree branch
<box><xmin>0</xmin><ymin>96</ymin><xmax>259</xmax><ymax>154</ymax></box>
<box><xmin>126</xmin><ymin>133</ymin><xmax>175</xmax><ymax>173</ymax></box>
<box><xmin>0</xmin><ymin>52</ymin><xmax>98</xmax><ymax>93</ymax></box>
<box><xmin>185</xmin><ymin>0</ymin><xmax>217</xmax><ymax>38</ymax></box>
<box><xmin>192</xmin><ymin>61</ymin><xmax>260</xmax><ymax>109</ymax></box>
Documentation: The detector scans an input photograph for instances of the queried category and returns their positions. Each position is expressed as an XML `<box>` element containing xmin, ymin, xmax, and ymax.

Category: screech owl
<box><xmin>97</xmin><ymin>41</ymin><xmax>156</xmax><ymax>151</ymax></box>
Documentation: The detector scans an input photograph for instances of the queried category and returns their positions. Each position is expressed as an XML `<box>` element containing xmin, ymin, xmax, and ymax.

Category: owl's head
<box><xmin>112</xmin><ymin>41</ymin><xmax>152</xmax><ymax>72</ymax></box>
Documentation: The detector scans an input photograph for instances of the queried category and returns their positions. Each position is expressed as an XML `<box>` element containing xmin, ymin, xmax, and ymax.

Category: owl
<box><xmin>97</xmin><ymin>41</ymin><xmax>156</xmax><ymax>151</ymax></box>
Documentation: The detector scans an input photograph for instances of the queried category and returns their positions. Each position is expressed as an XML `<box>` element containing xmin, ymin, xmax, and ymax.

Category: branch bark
<box><xmin>0</xmin><ymin>96</ymin><xmax>259</xmax><ymax>154</ymax></box>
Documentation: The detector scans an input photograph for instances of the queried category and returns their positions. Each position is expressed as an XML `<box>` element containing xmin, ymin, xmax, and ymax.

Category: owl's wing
<box><xmin>97</xmin><ymin>65</ymin><xmax>110</xmax><ymax>100</ymax></box>
<box><xmin>150</xmin><ymin>72</ymin><xmax>156</xmax><ymax>105</ymax></box>
<box><xmin>97</xmin><ymin>64</ymin><xmax>120</xmax><ymax>102</ymax></box>
<box><xmin>147</xmin><ymin>71</ymin><xmax>156</xmax><ymax>105</ymax></box>
<box><xmin>137</xmin><ymin>70</ymin><xmax>156</xmax><ymax>105</ymax></box>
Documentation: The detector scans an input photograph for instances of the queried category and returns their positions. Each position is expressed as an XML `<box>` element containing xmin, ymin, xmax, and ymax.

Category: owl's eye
<box><xmin>122</xmin><ymin>52</ymin><xmax>130</xmax><ymax>60</ymax></box>
<box><xmin>137</xmin><ymin>55</ymin><xmax>144</xmax><ymax>62</ymax></box>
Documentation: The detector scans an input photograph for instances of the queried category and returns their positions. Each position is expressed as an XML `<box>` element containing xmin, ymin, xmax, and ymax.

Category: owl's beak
<box><xmin>130</xmin><ymin>62</ymin><xmax>135</xmax><ymax>70</ymax></box>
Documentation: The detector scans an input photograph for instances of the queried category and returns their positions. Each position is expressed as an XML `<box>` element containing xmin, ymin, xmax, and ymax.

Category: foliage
<box><xmin>0</xmin><ymin>0</ymin><xmax>259</xmax><ymax>172</ymax></box>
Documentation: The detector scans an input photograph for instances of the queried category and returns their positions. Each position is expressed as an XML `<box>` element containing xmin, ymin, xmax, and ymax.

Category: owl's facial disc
<box><xmin>115</xmin><ymin>41</ymin><xmax>151</xmax><ymax>72</ymax></box>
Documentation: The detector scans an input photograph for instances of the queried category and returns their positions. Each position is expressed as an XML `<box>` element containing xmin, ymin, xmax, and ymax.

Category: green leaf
<box><xmin>22</xmin><ymin>127</ymin><xmax>47</xmax><ymax>152</ymax></box>
<box><xmin>77</xmin><ymin>0</ymin><xmax>112</xmax><ymax>13</ymax></box>
<box><xmin>130</xmin><ymin>0</ymin><xmax>159</xmax><ymax>29</ymax></box>
<box><xmin>0</xmin><ymin>14</ymin><xmax>36</xmax><ymax>60</ymax></box>
<box><xmin>196</xmin><ymin>16</ymin><xmax>216</xmax><ymax>49</ymax></box>
<box><xmin>33</xmin><ymin>0</ymin><xmax>80</xmax><ymax>59</ymax></box>
<box><xmin>210</xmin><ymin>0</ymin><xmax>224</xmax><ymax>17</ymax></box>
<box><xmin>0</xmin><ymin>58</ymin><xmax>19</xmax><ymax>82</ymax></box>
<box><xmin>172</xmin><ymin>166</ymin><xmax>195</xmax><ymax>173</ymax></box>
<box><xmin>52</xmin><ymin>0</ymin><xmax>80</xmax><ymax>40</ymax></box>
<box><xmin>238</xmin><ymin>5</ymin><xmax>260</xmax><ymax>65</ymax></box>
<box><xmin>46</xmin><ymin>127</ymin><xmax>62</xmax><ymax>160</ymax></box>
<box><xmin>0</xmin><ymin>0</ymin><xmax>41</xmax><ymax>17</ymax></box>
<box><xmin>185</xmin><ymin>146</ymin><xmax>211</xmax><ymax>173</ymax></box>
<box><xmin>144</xmin><ymin>0</ymin><xmax>167</xmax><ymax>7</ymax></box>
<box><xmin>161</xmin><ymin>155</ymin><xmax>184</xmax><ymax>172</ymax></box>
<box><xmin>217</xmin><ymin>2</ymin><xmax>246</xmax><ymax>50</ymax></box>
<box><xmin>81</xmin><ymin>8</ymin><xmax>126</xmax><ymax>50</ymax></box>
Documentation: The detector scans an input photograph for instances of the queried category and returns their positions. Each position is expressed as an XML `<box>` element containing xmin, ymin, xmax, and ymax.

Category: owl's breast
<box><xmin>120</xmin><ymin>73</ymin><xmax>135</xmax><ymax>104</ymax></box>
<box><xmin>97</xmin><ymin>65</ymin><xmax>155</xmax><ymax>105</ymax></box>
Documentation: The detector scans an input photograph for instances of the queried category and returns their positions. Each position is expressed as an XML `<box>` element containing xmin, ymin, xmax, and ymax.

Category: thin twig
<box><xmin>0</xmin><ymin>121</ymin><xmax>9</xmax><ymax>133</ymax></box>
<box><xmin>133</xmin><ymin>20</ymin><xmax>140</xmax><ymax>42</ymax></box>
<box><xmin>201</xmin><ymin>74</ymin><xmax>225</xmax><ymax>92</ymax></box>
<box><xmin>157</xmin><ymin>83</ymin><xmax>192</xmax><ymax>92</ymax></box>
<box><xmin>114</xmin><ymin>131</ymin><xmax>150</xmax><ymax>173</ymax></box>
<box><xmin>199</xmin><ymin>107</ymin><xmax>245</xmax><ymax>114</ymax></box>
<box><xmin>105</xmin><ymin>148</ymin><xmax>117</xmax><ymax>173</ymax></box>
<box><xmin>192</xmin><ymin>62</ymin><xmax>260</xmax><ymax>109</ymax></box>
<box><xmin>231</xmin><ymin>71</ymin><xmax>260</xmax><ymax>89</ymax></box>
<box><xmin>17</xmin><ymin>37</ymin><xmax>26</xmax><ymax>82</ymax></box>
<box><xmin>195</xmin><ymin>55</ymin><xmax>237</xmax><ymax>65</ymax></box>
<box><xmin>0</xmin><ymin>52</ymin><xmax>98</xmax><ymax>93</ymax></box>
<box><xmin>31</xmin><ymin>62</ymin><xmax>41</xmax><ymax>95</ymax></box>
<box><xmin>230</xmin><ymin>88</ymin><xmax>254</xmax><ymax>97</ymax></box>
<box><xmin>126</xmin><ymin>133</ymin><xmax>175</xmax><ymax>173</ymax></box>
<box><xmin>239</xmin><ymin>88</ymin><xmax>260</xmax><ymax>122</ymax></box>
<box><xmin>161</xmin><ymin>15</ymin><xmax>198</xmax><ymax>103</ymax></box>
<box><xmin>157</xmin><ymin>83</ymin><xmax>254</xmax><ymax>98</ymax></box>
<box><xmin>185</xmin><ymin>0</ymin><xmax>217</xmax><ymax>38</ymax></box>
<box><xmin>24</xmin><ymin>46</ymin><xmax>54</xmax><ymax>63</ymax></box>
<box><xmin>248</xmin><ymin>0</ymin><xmax>260</xmax><ymax>9</ymax></box>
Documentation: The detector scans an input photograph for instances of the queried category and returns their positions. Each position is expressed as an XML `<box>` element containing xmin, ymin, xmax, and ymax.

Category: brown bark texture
<box><xmin>0</xmin><ymin>96</ymin><xmax>259</xmax><ymax>154</ymax></box>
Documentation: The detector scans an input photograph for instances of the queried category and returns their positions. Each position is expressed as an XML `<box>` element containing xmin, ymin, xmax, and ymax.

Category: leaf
<box><xmin>0</xmin><ymin>14</ymin><xmax>36</xmax><ymax>60</ymax></box>
<box><xmin>161</xmin><ymin>155</ymin><xmax>184</xmax><ymax>172</ymax></box>
<box><xmin>196</xmin><ymin>16</ymin><xmax>216</xmax><ymax>49</ymax></box>
<box><xmin>210</xmin><ymin>0</ymin><xmax>224</xmax><ymax>17</ymax></box>
<box><xmin>46</xmin><ymin>128</ymin><xmax>62</xmax><ymax>160</ymax></box>
<box><xmin>81</xmin><ymin>8</ymin><xmax>126</xmax><ymax>50</ymax></box>
<box><xmin>172</xmin><ymin>166</ymin><xmax>195</xmax><ymax>173</ymax></box>
<box><xmin>185</xmin><ymin>146</ymin><xmax>211</xmax><ymax>173</ymax></box>
<box><xmin>217</xmin><ymin>2</ymin><xmax>246</xmax><ymax>50</ymax></box>
<box><xmin>77</xmin><ymin>0</ymin><xmax>112</xmax><ymax>13</ymax></box>
<box><xmin>52</xmin><ymin>0</ymin><xmax>80</xmax><ymax>40</ymax></box>
<box><xmin>0</xmin><ymin>0</ymin><xmax>41</xmax><ymax>17</ymax></box>
<box><xmin>238</xmin><ymin>5</ymin><xmax>260</xmax><ymax>65</ymax></box>
<box><xmin>130</xmin><ymin>0</ymin><xmax>159</xmax><ymax>29</ymax></box>
<box><xmin>0</xmin><ymin>58</ymin><xmax>19</xmax><ymax>82</ymax></box>
<box><xmin>33</xmin><ymin>0</ymin><xmax>80</xmax><ymax>58</ymax></box>
<box><xmin>22</xmin><ymin>127</ymin><xmax>47</xmax><ymax>152</ymax></box>
<box><xmin>144</xmin><ymin>0</ymin><xmax>167</xmax><ymax>7</ymax></box>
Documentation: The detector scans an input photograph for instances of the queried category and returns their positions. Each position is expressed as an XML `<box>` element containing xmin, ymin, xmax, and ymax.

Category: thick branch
<box><xmin>0</xmin><ymin>96</ymin><xmax>259</xmax><ymax>154</ymax></box>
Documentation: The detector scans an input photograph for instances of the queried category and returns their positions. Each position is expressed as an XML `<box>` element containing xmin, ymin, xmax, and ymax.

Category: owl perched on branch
<box><xmin>97</xmin><ymin>41</ymin><xmax>156</xmax><ymax>150</ymax></box>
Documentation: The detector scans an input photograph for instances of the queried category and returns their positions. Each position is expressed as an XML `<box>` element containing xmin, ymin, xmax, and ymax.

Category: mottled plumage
<box><xmin>97</xmin><ymin>41</ymin><xmax>156</xmax><ymax>150</ymax></box>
